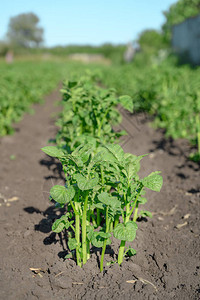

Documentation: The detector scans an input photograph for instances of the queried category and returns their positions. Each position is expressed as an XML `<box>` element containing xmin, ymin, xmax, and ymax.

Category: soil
<box><xmin>0</xmin><ymin>89</ymin><xmax>199</xmax><ymax>300</ymax></box>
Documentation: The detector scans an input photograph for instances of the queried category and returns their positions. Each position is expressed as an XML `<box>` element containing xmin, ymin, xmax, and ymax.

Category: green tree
<box><xmin>138</xmin><ymin>29</ymin><xmax>166</xmax><ymax>53</ymax></box>
<box><xmin>7</xmin><ymin>12</ymin><xmax>44</xmax><ymax>48</ymax></box>
<box><xmin>162</xmin><ymin>0</ymin><xmax>200</xmax><ymax>43</ymax></box>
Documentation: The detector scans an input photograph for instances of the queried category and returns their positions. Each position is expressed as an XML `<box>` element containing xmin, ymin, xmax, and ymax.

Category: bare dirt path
<box><xmin>0</xmin><ymin>90</ymin><xmax>199</xmax><ymax>300</ymax></box>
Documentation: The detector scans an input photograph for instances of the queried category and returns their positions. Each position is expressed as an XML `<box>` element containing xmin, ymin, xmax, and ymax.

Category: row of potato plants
<box><xmin>100</xmin><ymin>60</ymin><xmax>200</xmax><ymax>161</ymax></box>
<box><xmin>0</xmin><ymin>61</ymin><xmax>69</xmax><ymax>136</ymax></box>
<box><xmin>42</xmin><ymin>73</ymin><xmax>163</xmax><ymax>271</ymax></box>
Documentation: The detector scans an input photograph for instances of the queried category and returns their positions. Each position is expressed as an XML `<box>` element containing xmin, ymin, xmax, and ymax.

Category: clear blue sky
<box><xmin>1</xmin><ymin>0</ymin><xmax>176</xmax><ymax>46</ymax></box>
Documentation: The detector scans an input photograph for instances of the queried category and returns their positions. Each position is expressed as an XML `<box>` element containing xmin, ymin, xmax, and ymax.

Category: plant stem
<box><xmin>75</xmin><ymin>213</ymin><xmax>81</xmax><ymax>267</ymax></box>
<box><xmin>128</xmin><ymin>187</ymin><xmax>143</xmax><ymax>219</ymax></box>
<box><xmin>97</xmin><ymin>165</ymin><xmax>104</xmax><ymax>227</ymax></box>
<box><xmin>133</xmin><ymin>202</ymin><xmax>139</xmax><ymax>222</ymax></box>
<box><xmin>118</xmin><ymin>240</ymin><xmax>126</xmax><ymax>265</ymax></box>
<box><xmin>100</xmin><ymin>206</ymin><xmax>109</xmax><ymax>272</ymax></box>
<box><xmin>110</xmin><ymin>221</ymin><xmax>113</xmax><ymax>232</ymax></box>
<box><xmin>117</xmin><ymin>194</ymin><xmax>130</xmax><ymax>266</ymax></box>
<box><xmin>97</xmin><ymin>208</ymin><xmax>101</xmax><ymax>227</ymax></box>
<box><xmin>125</xmin><ymin>203</ymin><xmax>130</xmax><ymax>223</ymax></box>
<box><xmin>87</xmin><ymin>242</ymin><xmax>90</xmax><ymax>260</ymax></box>
<box><xmin>114</xmin><ymin>215</ymin><xmax>119</xmax><ymax>228</ymax></box>
<box><xmin>91</xmin><ymin>213</ymin><xmax>97</xmax><ymax>227</ymax></box>
<box><xmin>82</xmin><ymin>191</ymin><xmax>89</xmax><ymax>265</ymax></box>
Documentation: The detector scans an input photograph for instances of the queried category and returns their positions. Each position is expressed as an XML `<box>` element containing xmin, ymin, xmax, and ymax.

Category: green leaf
<box><xmin>68</xmin><ymin>238</ymin><xmax>77</xmax><ymax>250</ymax></box>
<box><xmin>50</xmin><ymin>185</ymin><xmax>75</xmax><ymax>204</ymax></box>
<box><xmin>41</xmin><ymin>146</ymin><xmax>64</xmax><ymax>158</ymax></box>
<box><xmin>123</xmin><ymin>153</ymin><xmax>147</xmax><ymax>178</ymax></box>
<box><xmin>125</xmin><ymin>247</ymin><xmax>137</xmax><ymax>257</ymax></box>
<box><xmin>86</xmin><ymin>225</ymin><xmax>94</xmax><ymax>241</ymax></box>
<box><xmin>98</xmin><ymin>192</ymin><xmax>121</xmax><ymax>210</ymax></box>
<box><xmin>119</xmin><ymin>95</ymin><xmax>133</xmax><ymax>112</ymax></box>
<box><xmin>52</xmin><ymin>219</ymin><xmax>65</xmax><ymax>233</ymax></box>
<box><xmin>74</xmin><ymin>173</ymin><xmax>99</xmax><ymax>190</ymax></box>
<box><xmin>68</xmin><ymin>81</ymin><xmax>77</xmax><ymax>88</ymax></box>
<box><xmin>65</xmin><ymin>253</ymin><xmax>73</xmax><ymax>259</ymax></box>
<box><xmin>98</xmin><ymin>232</ymin><xmax>112</xmax><ymax>239</ymax></box>
<box><xmin>139</xmin><ymin>210</ymin><xmax>152</xmax><ymax>218</ymax></box>
<box><xmin>52</xmin><ymin>214</ymin><xmax>73</xmax><ymax>233</ymax></box>
<box><xmin>104</xmin><ymin>144</ymin><xmax>124</xmax><ymax>163</ymax></box>
<box><xmin>142</xmin><ymin>171</ymin><xmax>163</xmax><ymax>192</ymax></box>
<box><xmin>91</xmin><ymin>232</ymin><xmax>111</xmax><ymax>248</ymax></box>
<box><xmin>137</xmin><ymin>196</ymin><xmax>147</xmax><ymax>205</ymax></box>
<box><xmin>94</xmin><ymin>202</ymin><xmax>104</xmax><ymax>210</ymax></box>
<box><xmin>113</xmin><ymin>221</ymin><xmax>138</xmax><ymax>242</ymax></box>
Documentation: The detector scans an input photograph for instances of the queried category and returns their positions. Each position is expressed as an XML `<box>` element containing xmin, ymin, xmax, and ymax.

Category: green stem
<box><xmin>125</xmin><ymin>203</ymin><xmax>130</xmax><ymax>223</ymax></box>
<box><xmin>133</xmin><ymin>202</ymin><xmax>139</xmax><ymax>222</ymax></box>
<box><xmin>110</xmin><ymin>221</ymin><xmax>113</xmax><ymax>232</ymax></box>
<box><xmin>97</xmin><ymin>208</ymin><xmax>101</xmax><ymax>227</ymax></box>
<box><xmin>100</xmin><ymin>206</ymin><xmax>109</xmax><ymax>272</ymax></box>
<box><xmin>91</xmin><ymin>213</ymin><xmax>97</xmax><ymax>227</ymax></box>
<box><xmin>100</xmin><ymin>166</ymin><xmax>104</xmax><ymax>186</ymax></box>
<box><xmin>82</xmin><ymin>191</ymin><xmax>89</xmax><ymax>265</ymax></box>
<box><xmin>114</xmin><ymin>215</ymin><xmax>119</xmax><ymax>228</ymax></box>
<box><xmin>128</xmin><ymin>187</ymin><xmax>143</xmax><ymax>219</ymax></box>
<box><xmin>97</xmin><ymin>165</ymin><xmax>104</xmax><ymax>227</ymax></box>
<box><xmin>70</xmin><ymin>224</ymin><xmax>75</xmax><ymax>232</ymax></box>
<box><xmin>117</xmin><ymin>192</ymin><xmax>131</xmax><ymax>266</ymax></box>
<box><xmin>75</xmin><ymin>213</ymin><xmax>81</xmax><ymax>267</ymax></box>
<box><xmin>118</xmin><ymin>240</ymin><xmax>126</xmax><ymax>265</ymax></box>
<box><xmin>86</xmin><ymin>210</ymin><xmax>91</xmax><ymax>260</ymax></box>
<box><xmin>87</xmin><ymin>242</ymin><xmax>90</xmax><ymax>260</ymax></box>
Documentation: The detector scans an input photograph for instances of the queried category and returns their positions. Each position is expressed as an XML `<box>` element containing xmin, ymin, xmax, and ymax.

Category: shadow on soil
<box><xmin>24</xmin><ymin>205</ymin><xmax>68</xmax><ymax>254</ymax></box>
<box><xmin>40</xmin><ymin>156</ymin><xmax>65</xmax><ymax>182</ymax></box>
<box><xmin>150</xmin><ymin>133</ymin><xmax>200</xmax><ymax>173</ymax></box>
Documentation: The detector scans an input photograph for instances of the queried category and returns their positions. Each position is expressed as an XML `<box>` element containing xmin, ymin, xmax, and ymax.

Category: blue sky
<box><xmin>1</xmin><ymin>0</ymin><xmax>176</xmax><ymax>46</ymax></box>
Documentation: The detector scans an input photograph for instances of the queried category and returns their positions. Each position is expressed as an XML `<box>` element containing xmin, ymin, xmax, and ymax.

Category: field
<box><xmin>0</xmin><ymin>57</ymin><xmax>200</xmax><ymax>300</ymax></box>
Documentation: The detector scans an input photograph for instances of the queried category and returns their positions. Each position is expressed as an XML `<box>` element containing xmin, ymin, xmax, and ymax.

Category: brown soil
<box><xmin>0</xmin><ymin>89</ymin><xmax>199</xmax><ymax>300</ymax></box>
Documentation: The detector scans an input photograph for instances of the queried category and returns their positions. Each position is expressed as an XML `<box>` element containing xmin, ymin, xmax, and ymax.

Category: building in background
<box><xmin>172</xmin><ymin>15</ymin><xmax>200</xmax><ymax>65</ymax></box>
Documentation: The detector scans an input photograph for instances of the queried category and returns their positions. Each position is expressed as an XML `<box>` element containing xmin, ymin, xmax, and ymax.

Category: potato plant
<box><xmin>42</xmin><ymin>143</ymin><xmax>163</xmax><ymax>270</ymax></box>
<box><xmin>55</xmin><ymin>74</ymin><xmax>133</xmax><ymax>152</ymax></box>
<box><xmin>0</xmin><ymin>61</ymin><xmax>69</xmax><ymax>136</ymax></box>
<box><xmin>42</xmin><ymin>74</ymin><xmax>163</xmax><ymax>271</ymax></box>
<box><xmin>100</xmin><ymin>61</ymin><xmax>200</xmax><ymax>161</ymax></box>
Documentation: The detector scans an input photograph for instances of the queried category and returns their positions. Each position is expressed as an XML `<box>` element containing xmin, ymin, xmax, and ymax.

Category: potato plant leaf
<box><xmin>125</xmin><ymin>246</ymin><xmax>137</xmax><ymax>257</ymax></box>
<box><xmin>113</xmin><ymin>221</ymin><xmax>138</xmax><ymax>242</ymax></box>
<box><xmin>41</xmin><ymin>146</ymin><xmax>64</xmax><ymax>158</ymax></box>
<box><xmin>50</xmin><ymin>185</ymin><xmax>75</xmax><ymax>204</ymax></box>
<box><xmin>52</xmin><ymin>219</ymin><xmax>65</xmax><ymax>233</ymax></box>
<box><xmin>139</xmin><ymin>210</ymin><xmax>152</xmax><ymax>218</ymax></box>
<box><xmin>119</xmin><ymin>95</ymin><xmax>133</xmax><ymax>112</ymax></box>
<box><xmin>74</xmin><ymin>173</ymin><xmax>99</xmax><ymax>190</ymax></box>
<box><xmin>104</xmin><ymin>144</ymin><xmax>124</xmax><ymax>163</ymax></box>
<box><xmin>142</xmin><ymin>171</ymin><xmax>163</xmax><ymax>192</ymax></box>
<box><xmin>68</xmin><ymin>238</ymin><xmax>77</xmax><ymax>250</ymax></box>
<box><xmin>98</xmin><ymin>192</ymin><xmax>121</xmax><ymax>210</ymax></box>
<box><xmin>137</xmin><ymin>196</ymin><xmax>147</xmax><ymax>205</ymax></box>
<box><xmin>91</xmin><ymin>232</ymin><xmax>111</xmax><ymax>248</ymax></box>
<box><xmin>52</xmin><ymin>215</ymin><xmax>73</xmax><ymax>233</ymax></box>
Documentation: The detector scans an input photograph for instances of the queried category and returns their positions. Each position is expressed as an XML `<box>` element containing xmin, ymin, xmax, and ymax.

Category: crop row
<box><xmin>42</xmin><ymin>73</ymin><xmax>163</xmax><ymax>270</ymax></box>
<box><xmin>0</xmin><ymin>61</ymin><xmax>82</xmax><ymax>136</ymax></box>
<box><xmin>100</xmin><ymin>60</ymin><xmax>200</xmax><ymax>161</ymax></box>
